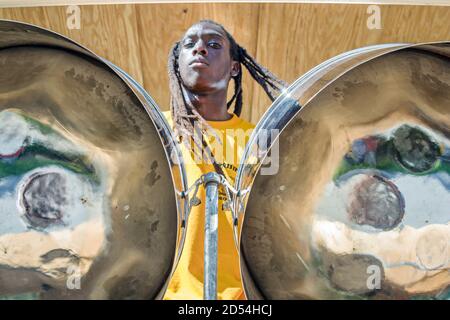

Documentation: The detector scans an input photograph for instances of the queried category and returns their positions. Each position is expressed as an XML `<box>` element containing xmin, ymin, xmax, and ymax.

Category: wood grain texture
<box><xmin>251</xmin><ymin>3</ymin><xmax>450</xmax><ymax>123</ymax></box>
<box><xmin>2</xmin><ymin>1</ymin><xmax>450</xmax><ymax>8</ymax></box>
<box><xmin>0</xmin><ymin>5</ymin><xmax>144</xmax><ymax>82</ymax></box>
<box><xmin>0</xmin><ymin>3</ymin><xmax>449</xmax><ymax>123</ymax></box>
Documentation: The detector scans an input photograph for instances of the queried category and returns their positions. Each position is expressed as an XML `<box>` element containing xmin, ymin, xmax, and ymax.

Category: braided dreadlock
<box><xmin>168</xmin><ymin>19</ymin><xmax>288</xmax><ymax>163</ymax></box>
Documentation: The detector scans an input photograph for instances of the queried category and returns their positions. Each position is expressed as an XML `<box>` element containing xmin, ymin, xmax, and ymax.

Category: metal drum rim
<box><xmin>235</xmin><ymin>40</ymin><xmax>450</xmax><ymax>299</ymax></box>
<box><xmin>0</xmin><ymin>19</ymin><xmax>189</xmax><ymax>299</ymax></box>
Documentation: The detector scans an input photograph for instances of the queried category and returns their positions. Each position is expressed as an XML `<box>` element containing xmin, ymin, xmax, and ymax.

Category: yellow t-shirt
<box><xmin>162</xmin><ymin>111</ymin><xmax>254</xmax><ymax>300</ymax></box>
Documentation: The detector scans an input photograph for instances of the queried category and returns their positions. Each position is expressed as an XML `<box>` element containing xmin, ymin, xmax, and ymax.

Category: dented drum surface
<box><xmin>0</xmin><ymin>20</ymin><xmax>187</xmax><ymax>299</ymax></box>
<box><xmin>236</xmin><ymin>42</ymin><xmax>450</xmax><ymax>299</ymax></box>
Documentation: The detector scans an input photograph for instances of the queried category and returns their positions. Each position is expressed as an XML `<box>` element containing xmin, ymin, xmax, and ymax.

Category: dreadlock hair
<box><xmin>168</xmin><ymin>19</ymin><xmax>288</xmax><ymax>164</ymax></box>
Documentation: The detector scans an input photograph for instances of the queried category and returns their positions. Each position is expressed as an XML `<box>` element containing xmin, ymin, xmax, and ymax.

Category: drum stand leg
<box><xmin>203</xmin><ymin>172</ymin><xmax>221</xmax><ymax>300</ymax></box>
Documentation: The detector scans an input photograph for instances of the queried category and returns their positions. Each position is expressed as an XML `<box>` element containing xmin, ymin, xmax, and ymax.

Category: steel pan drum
<box><xmin>0</xmin><ymin>20</ymin><xmax>188</xmax><ymax>299</ymax></box>
<box><xmin>236</xmin><ymin>42</ymin><xmax>450</xmax><ymax>299</ymax></box>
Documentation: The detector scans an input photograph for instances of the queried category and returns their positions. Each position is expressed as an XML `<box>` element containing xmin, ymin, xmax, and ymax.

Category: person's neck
<box><xmin>183</xmin><ymin>87</ymin><xmax>233</xmax><ymax>121</ymax></box>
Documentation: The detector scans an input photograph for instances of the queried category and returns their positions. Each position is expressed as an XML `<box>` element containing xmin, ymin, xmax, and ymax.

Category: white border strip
<box><xmin>1</xmin><ymin>0</ymin><xmax>450</xmax><ymax>9</ymax></box>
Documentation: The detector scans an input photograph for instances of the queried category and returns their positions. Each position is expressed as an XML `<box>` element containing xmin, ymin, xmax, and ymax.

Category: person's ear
<box><xmin>230</xmin><ymin>61</ymin><xmax>240</xmax><ymax>77</ymax></box>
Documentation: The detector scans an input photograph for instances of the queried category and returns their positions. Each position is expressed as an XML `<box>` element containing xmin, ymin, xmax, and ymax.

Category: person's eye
<box><xmin>208</xmin><ymin>42</ymin><xmax>221</xmax><ymax>49</ymax></box>
<box><xmin>183</xmin><ymin>41</ymin><xmax>194</xmax><ymax>48</ymax></box>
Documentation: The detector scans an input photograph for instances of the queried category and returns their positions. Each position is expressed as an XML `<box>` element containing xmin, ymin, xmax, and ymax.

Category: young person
<box><xmin>163</xmin><ymin>19</ymin><xmax>287</xmax><ymax>300</ymax></box>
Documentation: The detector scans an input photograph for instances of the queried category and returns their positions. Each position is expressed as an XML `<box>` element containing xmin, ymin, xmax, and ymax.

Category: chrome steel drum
<box><xmin>0</xmin><ymin>20</ymin><xmax>188</xmax><ymax>299</ymax></box>
<box><xmin>236</xmin><ymin>42</ymin><xmax>450</xmax><ymax>299</ymax></box>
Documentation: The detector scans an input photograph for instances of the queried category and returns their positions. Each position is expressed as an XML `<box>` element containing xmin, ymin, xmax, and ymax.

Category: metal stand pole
<box><xmin>203</xmin><ymin>172</ymin><xmax>221</xmax><ymax>300</ymax></box>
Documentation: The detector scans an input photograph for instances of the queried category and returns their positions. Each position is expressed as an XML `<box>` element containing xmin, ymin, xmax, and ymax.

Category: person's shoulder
<box><xmin>235</xmin><ymin>115</ymin><xmax>256</xmax><ymax>130</ymax></box>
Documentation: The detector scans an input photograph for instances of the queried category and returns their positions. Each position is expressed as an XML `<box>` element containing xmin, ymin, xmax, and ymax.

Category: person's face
<box><xmin>178</xmin><ymin>22</ymin><xmax>240</xmax><ymax>93</ymax></box>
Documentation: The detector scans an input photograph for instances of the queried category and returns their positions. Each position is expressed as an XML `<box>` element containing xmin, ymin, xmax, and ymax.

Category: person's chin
<box><xmin>184</xmin><ymin>76</ymin><xmax>214</xmax><ymax>92</ymax></box>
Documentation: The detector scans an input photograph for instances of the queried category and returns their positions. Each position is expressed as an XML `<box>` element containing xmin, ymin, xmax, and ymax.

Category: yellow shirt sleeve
<box><xmin>162</xmin><ymin>111</ymin><xmax>255</xmax><ymax>300</ymax></box>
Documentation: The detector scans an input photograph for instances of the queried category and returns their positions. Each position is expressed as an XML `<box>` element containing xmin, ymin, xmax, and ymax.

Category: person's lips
<box><xmin>189</xmin><ymin>57</ymin><xmax>209</xmax><ymax>67</ymax></box>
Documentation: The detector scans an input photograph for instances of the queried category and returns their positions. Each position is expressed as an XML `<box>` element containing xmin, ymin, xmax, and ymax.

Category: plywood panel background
<box><xmin>0</xmin><ymin>3</ymin><xmax>449</xmax><ymax>124</ymax></box>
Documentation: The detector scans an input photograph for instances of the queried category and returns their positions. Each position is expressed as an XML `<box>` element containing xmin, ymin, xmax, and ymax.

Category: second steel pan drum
<box><xmin>0</xmin><ymin>20</ymin><xmax>188</xmax><ymax>299</ymax></box>
<box><xmin>236</xmin><ymin>42</ymin><xmax>450</xmax><ymax>299</ymax></box>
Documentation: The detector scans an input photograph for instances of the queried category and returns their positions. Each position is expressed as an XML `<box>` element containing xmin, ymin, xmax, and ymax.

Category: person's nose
<box><xmin>192</xmin><ymin>39</ymin><xmax>208</xmax><ymax>56</ymax></box>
